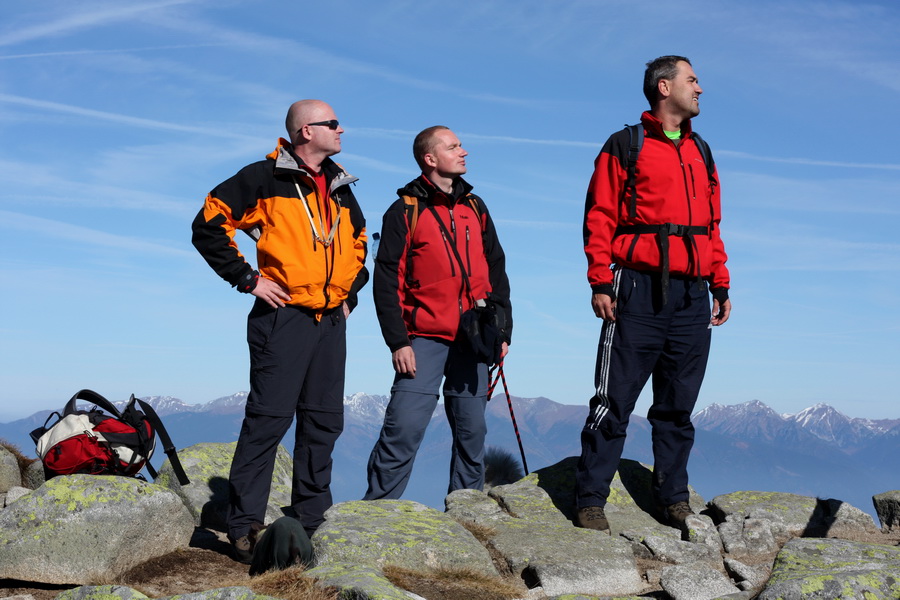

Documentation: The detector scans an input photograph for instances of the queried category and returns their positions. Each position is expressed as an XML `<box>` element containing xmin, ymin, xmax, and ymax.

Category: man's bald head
<box><xmin>286</xmin><ymin>100</ymin><xmax>332</xmax><ymax>145</ymax></box>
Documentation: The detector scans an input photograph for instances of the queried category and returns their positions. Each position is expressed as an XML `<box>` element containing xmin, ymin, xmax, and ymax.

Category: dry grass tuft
<box><xmin>383</xmin><ymin>564</ymin><xmax>526</xmax><ymax>600</ymax></box>
<box><xmin>246</xmin><ymin>565</ymin><xmax>339</xmax><ymax>600</ymax></box>
<box><xmin>456</xmin><ymin>519</ymin><xmax>497</xmax><ymax>543</ymax></box>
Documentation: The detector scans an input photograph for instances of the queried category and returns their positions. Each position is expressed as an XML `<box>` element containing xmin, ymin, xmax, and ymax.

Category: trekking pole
<box><xmin>488</xmin><ymin>360</ymin><xmax>529</xmax><ymax>475</ymax></box>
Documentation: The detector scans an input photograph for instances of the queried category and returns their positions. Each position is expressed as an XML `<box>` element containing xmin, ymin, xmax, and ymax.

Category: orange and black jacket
<box><xmin>374</xmin><ymin>176</ymin><xmax>511</xmax><ymax>352</ymax></box>
<box><xmin>192</xmin><ymin>139</ymin><xmax>368</xmax><ymax>312</ymax></box>
<box><xmin>584</xmin><ymin>111</ymin><xmax>730</xmax><ymax>302</ymax></box>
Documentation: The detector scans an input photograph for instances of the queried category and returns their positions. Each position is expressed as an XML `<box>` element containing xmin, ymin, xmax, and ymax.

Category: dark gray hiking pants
<box><xmin>228</xmin><ymin>300</ymin><xmax>346</xmax><ymax>540</ymax></box>
<box><xmin>364</xmin><ymin>336</ymin><xmax>488</xmax><ymax>500</ymax></box>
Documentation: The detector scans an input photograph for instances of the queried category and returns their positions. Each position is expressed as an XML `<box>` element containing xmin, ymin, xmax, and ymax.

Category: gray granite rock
<box><xmin>709</xmin><ymin>491</ymin><xmax>877</xmax><ymax>539</ymax></box>
<box><xmin>0</xmin><ymin>445</ymin><xmax>21</xmax><ymax>493</ymax></box>
<box><xmin>157</xmin><ymin>587</ymin><xmax>282</xmax><ymax>600</ymax></box>
<box><xmin>302</xmin><ymin>564</ymin><xmax>419</xmax><ymax>600</ymax></box>
<box><xmin>0</xmin><ymin>474</ymin><xmax>194</xmax><ymax>584</ymax></box>
<box><xmin>685</xmin><ymin>513</ymin><xmax>724</xmax><ymax>553</ymax></box>
<box><xmin>22</xmin><ymin>460</ymin><xmax>45</xmax><ymax>490</ymax></box>
<box><xmin>55</xmin><ymin>585</ymin><xmax>150</xmax><ymax>600</ymax></box>
<box><xmin>723</xmin><ymin>557</ymin><xmax>770</xmax><ymax>591</ymax></box>
<box><xmin>313</xmin><ymin>499</ymin><xmax>497</xmax><ymax>575</ymax></box>
<box><xmin>154</xmin><ymin>442</ymin><xmax>292</xmax><ymax>529</ymax></box>
<box><xmin>659</xmin><ymin>563</ymin><xmax>740</xmax><ymax>600</ymax></box>
<box><xmin>756</xmin><ymin>537</ymin><xmax>900</xmax><ymax>600</ymax></box>
<box><xmin>872</xmin><ymin>490</ymin><xmax>900</xmax><ymax>530</ymax></box>
<box><xmin>717</xmin><ymin>516</ymin><xmax>779</xmax><ymax>558</ymax></box>
<box><xmin>642</xmin><ymin>533</ymin><xmax>722</xmax><ymax>568</ymax></box>
<box><xmin>2</xmin><ymin>485</ymin><xmax>30</xmax><ymax>506</ymax></box>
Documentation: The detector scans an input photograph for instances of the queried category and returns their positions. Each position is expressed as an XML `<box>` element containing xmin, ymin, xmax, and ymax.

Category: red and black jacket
<box><xmin>584</xmin><ymin>111</ymin><xmax>730</xmax><ymax>301</ymax></box>
<box><xmin>374</xmin><ymin>175</ymin><xmax>512</xmax><ymax>352</ymax></box>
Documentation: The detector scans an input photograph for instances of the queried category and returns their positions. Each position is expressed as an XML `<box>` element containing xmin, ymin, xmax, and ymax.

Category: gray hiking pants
<box><xmin>364</xmin><ymin>336</ymin><xmax>488</xmax><ymax>500</ymax></box>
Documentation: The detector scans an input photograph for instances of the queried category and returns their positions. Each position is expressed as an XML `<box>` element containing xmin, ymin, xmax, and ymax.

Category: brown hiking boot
<box><xmin>577</xmin><ymin>506</ymin><xmax>610</xmax><ymax>533</ymax></box>
<box><xmin>666</xmin><ymin>501</ymin><xmax>695</xmax><ymax>530</ymax></box>
<box><xmin>229</xmin><ymin>522</ymin><xmax>265</xmax><ymax>564</ymax></box>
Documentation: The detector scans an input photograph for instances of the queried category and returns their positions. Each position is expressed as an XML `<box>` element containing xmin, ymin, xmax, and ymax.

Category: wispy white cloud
<box><xmin>718</xmin><ymin>150</ymin><xmax>900</xmax><ymax>172</ymax></box>
<box><xmin>144</xmin><ymin>12</ymin><xmax>547</xmax><ymax>108</ymax></box>
<box><xmin>0</xmin><ymin>93</ymin><xmax>260</xmax><ymax>140</ymax></box>
<box><xmin>0</xmin><ymin>43</ymin><xmax>228</xmax><ymax>60</ymax></box>
<box><xmin>0</xmin><ymin>210</ymin><xmax>195</xmax><ymax>257</ymax></box>
<box><xmin>0</xmin><ymin>0</ymin><xmax>198</xmax><ymax>47</ymax></box>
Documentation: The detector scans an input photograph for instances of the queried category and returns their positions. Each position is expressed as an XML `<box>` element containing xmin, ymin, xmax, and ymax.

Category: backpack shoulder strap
<box><xmin>134</xmin><ymin>397</ymin><xmax>191</xmax><ymax>486</ymax></box>
<box><xmin>402</xmin><ymin>195</ymin><xmax>420</xmax><ymax>238</ymax></box>
<box><xmin>465</xmin><ymin>193</ymin><xmax>484</xmax><ymax>229</ymax></box>
<box><xmin>691</xmin><ymin>131</ymin><xmax>717</xmax><ymax>188</ymax></box>
<box><xmin>623</xmin><ymin>124</ymin><xmax>643</xmax><ymax>220</ymax></box>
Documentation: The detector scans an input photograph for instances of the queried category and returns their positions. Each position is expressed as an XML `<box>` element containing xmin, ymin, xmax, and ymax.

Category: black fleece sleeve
<box><xmin>344</xmin><ymin>189</ymin><xmax>370</xmax><ymax>311</ymax></box>
<box><xmin>191</xmin><ymin>162</ymin><xmax>264</xmax><ymax>290</ymax></box>
<box><xmin>478</xmin><ymin>199</ymin><xmax>513</xmax><ymax>344</ymax></box>
<box><xmin>372</xmin><ymin>200</ymin><xmax>412</xmax><ymax>352</ymax></box>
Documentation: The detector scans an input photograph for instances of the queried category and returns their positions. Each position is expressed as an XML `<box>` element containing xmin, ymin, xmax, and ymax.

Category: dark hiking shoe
<box><xmin>229</xmin><ymin>522</ymin><xmax>265</xmax><ymax>564</ymax></box>
<box><xmin>666</xmin><ymin>501</ymin><xmax>695</xmax><ymax>529</ymax></box>
<box><xmin>577</xmin><ymin>506</ymin><xmax>610</xmax><ymax>533</ymax></box>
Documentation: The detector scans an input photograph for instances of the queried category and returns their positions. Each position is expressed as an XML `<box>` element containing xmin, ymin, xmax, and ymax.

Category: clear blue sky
<box><xmin>2</xmin><ymin>1</ymin><xmax>898</xmax><ymax>422</ymax></box>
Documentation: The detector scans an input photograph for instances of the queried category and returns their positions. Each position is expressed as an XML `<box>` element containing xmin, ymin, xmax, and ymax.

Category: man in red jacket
<box><xmin>576</xmin><ymin>56</ymin><xmax>732</xmax><ymax>534</ymax></box>
<box><xmin>364</xmin><ymin>126</ymin><xmax>512</xmax><ymax>499</ymax></box>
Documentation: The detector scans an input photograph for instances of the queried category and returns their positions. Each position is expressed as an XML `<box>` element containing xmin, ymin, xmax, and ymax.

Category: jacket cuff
<box><xmin>235</xmin><ymin>270</ymin><xmax>259</xmax><ymax>293</ymax></box>
<box><xmin>591</xmin><ymin>283</ymin><xmax>616</xmax><ymax>302</ymax></box>
<box><xmin>388</xmin><ymin>340</ymin><xmax>411</xmax><ymax>353</ymax></box>
<box><xmin>710</xmin><ymin>287</ymin><xmax>729</xmax><ymax>304</ymax></box>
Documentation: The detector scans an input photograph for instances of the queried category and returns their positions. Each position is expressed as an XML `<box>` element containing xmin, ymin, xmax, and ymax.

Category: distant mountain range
<box><xmin>3</xmin><ymin>394</ymin><xmax>897</xmax><ymax>522</ymax></box>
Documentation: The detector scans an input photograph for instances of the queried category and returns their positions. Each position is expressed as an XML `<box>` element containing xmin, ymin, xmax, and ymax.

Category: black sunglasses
<box><xmin>304</xmin><ymin>120</ymin><xmax>340</xmax><ymax>130</ymax></box>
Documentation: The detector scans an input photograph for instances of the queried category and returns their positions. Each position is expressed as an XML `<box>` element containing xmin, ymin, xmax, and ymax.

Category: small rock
<box><xmin>660</xmin><ymin>563</ymin><xmax>741</xmax><ymax>600</ymax></box>
<box><xmin>873</xmin><ymin>490</ymin><xmax>900</xmax><ymax>530</ymax></box>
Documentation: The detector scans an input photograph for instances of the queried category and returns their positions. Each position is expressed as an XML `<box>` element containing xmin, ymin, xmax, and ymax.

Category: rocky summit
<box><xmin>2</xmin><ymin>441</ymin><xmax>900</xmax><ymax>600</ymax></box>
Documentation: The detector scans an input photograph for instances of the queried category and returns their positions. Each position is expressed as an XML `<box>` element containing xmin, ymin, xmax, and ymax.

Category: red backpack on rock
<box><xmin>30</xmin><ymin>389</ymin><xmax>189</xmax><ymax>484</ymax></box>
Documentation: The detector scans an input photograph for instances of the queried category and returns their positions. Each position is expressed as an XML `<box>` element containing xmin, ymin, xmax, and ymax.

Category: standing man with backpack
<box><xmin>576</xmin><ymin>56</ymin><xmax>731</xmax><ymax>533</ymax></box>
<box><xmin>364</xmin><ymin>126</ymin><xmax>512</xmax><ymax>500</ymax></box>
<box><xmin>192</xmin><ymin>100</ymin><xmax>368</xmax><ymax>561</ymax></box>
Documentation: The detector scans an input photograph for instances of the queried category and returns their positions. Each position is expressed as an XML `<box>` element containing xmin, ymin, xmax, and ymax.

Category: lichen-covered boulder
<box><xmin>489</xmin><ymin>519</ymin><xmax>643</xmax><ymax>597</ymax></box>
<box><xmin>303</xmin><ymin>564</ymin><xmax>416</xmax><ymax>600</ymax></box>
<box><xmin>709</xmin><ymin>491</ymin><xmax>877</xmax><ymax>539</ymax></box>
<box><xmin>0</xmin><ymin>474</ymin><xmax>194</xmax><ymax>584</ymax></box>
<box><xmin>156</xmin><ymin>587</ymin><xmax>282</xmax><ymax>600</ymax></box>
<box><xmin>872</xmin><ymin>490</ymin><xmax>900</xmax><ymax>531</ymax></box>
<box><xmin>155</xmin><ymin>442</ymin><xmax>292</xmax><ymax>529</ymax></box>
<box><xmin>445</xmin><ymin>487</ymin><xmax>511</xmax><ymax>527</ymax></box>
<box><xmin>313</xmin><ymin>499</ymin><xmax>496</xmax><ymax>576</ymax></box>
<box><xmin>756</xmin><ymin>537</ymin><xmax>900</xmax><ymax>600</ymax></box>
<box><xmin>448</xmin><ymin>482</ymin><xmax>643</xmax><ymax>597</ymax></box>
<box><xmin>56</xmin><ymin>585</ymin><xmax>150</xmax><ymax>600</ymax></box>
<box><xmin>0</xmin><ymin>444</ymin><xmax>21</xmax><ymax>493</ymax></box>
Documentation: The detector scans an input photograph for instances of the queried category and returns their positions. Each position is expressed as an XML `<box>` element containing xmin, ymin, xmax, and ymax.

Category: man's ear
<box><xmin>423</xmin><ymin>152</ymin><xmax>437</xmax><ymax>168</ymax></box>
<box><xmin>658</xmin><ymin>79</ymin><xmax>671</xmax><ymax>100</ymax></box>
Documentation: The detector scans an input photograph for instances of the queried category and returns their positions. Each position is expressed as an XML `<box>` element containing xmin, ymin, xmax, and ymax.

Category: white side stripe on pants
<box><xmin>589</xmin><ymin>267</ymin><xmax>622</xmax><ymax>431</ymax></box>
